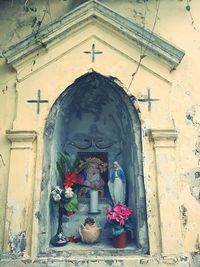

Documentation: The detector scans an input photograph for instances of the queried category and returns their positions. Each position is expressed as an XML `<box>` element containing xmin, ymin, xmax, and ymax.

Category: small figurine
<box><xmin>108</xmin><ymin>161</ymin><xmax>126</xmax><ymax>204</ymax></box>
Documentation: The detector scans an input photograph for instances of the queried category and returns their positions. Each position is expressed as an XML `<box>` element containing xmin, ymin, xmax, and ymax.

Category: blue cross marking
<box><xmin>84</xmin><ymin>44</ymin><xmax>103</xmax><ymax>63</ymax></box>
<box><xmin>27</xmin><ymin>89</ymin><xmax>48</xmax><ymax>114</ymax></box>
<box><xmin>137</xmin><ymin>88</ymin><xmax>159</xmax><ymax>112</ymax></box>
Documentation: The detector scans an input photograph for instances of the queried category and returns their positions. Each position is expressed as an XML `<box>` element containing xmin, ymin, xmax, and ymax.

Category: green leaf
<box><xmin>37</xmin><ymin>21</ymin><xmax>42</xmax><ymax>27</ymax></box>
<box><xmin>41</xmin><ymin>42</ymin><xmax>47</xmax><ymax>48</ymax></box>
<box><xmin>24</xmin><ymin>6</ymin><xmax>29</xmax><ymax>12</ymax></box>
<box><xmin>31</xmin><ymin>16</ymin><xmax>37</xmax><ymax>28</ymax></box>
<box><xmin>185</xmin><ymin>4</ymin><xmax>191</xmax><ymax>11</ymax></box>
<box><xmin>125</xmin><ymin>222</ymin><xmax>134</xmax><ymax>238</ymax></box>
<box><xmin>140</xmin><ymin>54</ymin><xmax>146</xmax><ymax>60</ymax></box>
<box><xmin>60</xmin><ymin>152</ymin><xmax>72</xmax><ymax>171</ymax></box>
<box><xmin>124</xmin><ymin>223</ymin><xmax>133</xmax><ymax>232</ymax></box>
<box><xmin>72</xmin><ymin>155</ymin><xmax>80</xmax><ymax>171</ymax></box>
<box><xmin>59</xmin><ymin>154</ymin><xmax>66</xmax><ymax>168</ymax></box>
<box><xmin>111</xmin><ymin>226</ymin><xmax>124</xmax><ymax>237</ymax></box>
<box><xmin>56</xmin><ymin>161</ymin><xmax>65</xmax><ymax>180</ymax></box>
<box><xmin>64</xmin><ymin>194</ymin><xmax>78</xmax><ymax>212</ymax></box>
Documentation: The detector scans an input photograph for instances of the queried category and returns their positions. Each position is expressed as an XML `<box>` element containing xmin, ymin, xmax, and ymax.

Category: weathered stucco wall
<box><xmin>1</xmin><ymin>0</ymin><xmax>200</xmax><ymax>266</ymax></box>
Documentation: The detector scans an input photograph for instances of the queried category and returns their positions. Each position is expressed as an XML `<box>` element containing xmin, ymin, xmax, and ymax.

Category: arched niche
<box><xmin>39</xmin><ymin>71</ymin><xmax>148</xmax><ymax>254</ymax></box>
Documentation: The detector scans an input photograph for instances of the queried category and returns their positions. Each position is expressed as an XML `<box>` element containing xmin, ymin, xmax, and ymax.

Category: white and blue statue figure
<box><xmin>108</xmin><ymin>161</ymin><xmax>126</xmax><ymax>204</ymax></box>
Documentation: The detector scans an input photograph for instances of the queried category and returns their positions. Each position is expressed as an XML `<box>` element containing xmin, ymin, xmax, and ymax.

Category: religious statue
<box><xmin>108</xmin><ymin>161</ymin><xmax>126</xmax><ymax>204</ymax></box>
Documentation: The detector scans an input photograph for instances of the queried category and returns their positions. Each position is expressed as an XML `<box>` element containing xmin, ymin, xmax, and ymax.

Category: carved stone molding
<box><xmin>3</xmin><ymin>0</ymin><xmax>185</xmax><ymax>70</ymax></box>
<box><xmin>6</xmin><ymin>130</ymin><xmax>37</xmax><ymax>149</ymax></box>
<box><xmin>149</xmin><ymin>129</ymin><xmax>178</xmax><ymax>148</ymax></box>
<box><xmin>149</xmin><ymin>128</ymin><xmax>183</xmax><ymax>253</ymax></box>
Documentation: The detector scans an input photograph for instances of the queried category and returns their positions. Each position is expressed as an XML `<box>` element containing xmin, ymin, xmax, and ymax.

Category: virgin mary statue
<box><xmin>108</xmin><ymin>161</ymin><xmax>126</xmax><ymax>204</ymax></box>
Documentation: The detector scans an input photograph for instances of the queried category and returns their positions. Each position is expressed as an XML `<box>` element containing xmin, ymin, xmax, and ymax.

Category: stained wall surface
<box><xmin>0</xmin><ymin>0</ymin><xmax>200</xmax><ymax>266</ymax></box>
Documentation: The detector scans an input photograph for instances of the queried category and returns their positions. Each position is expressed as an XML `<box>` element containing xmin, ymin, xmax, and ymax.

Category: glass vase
<box><xmin>50</xmin><ymin>205</ymin><xmax>68</xmax><ymax>247</ymax></box>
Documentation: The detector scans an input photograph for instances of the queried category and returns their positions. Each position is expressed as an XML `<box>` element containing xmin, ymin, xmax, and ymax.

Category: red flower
<box><xmin>68</xmin><ymin>236</ymin><xmax>80</xmax><ymax>243</ymax></box>
<box><xmin>64</xmin><ymin>171</ymin><xmax>83</xmax><ymax>188</ymax></box>
<box><xmin>66</xmin><ymin>210</ymin><xmax>74</xmax><ymax>216</ymax></box>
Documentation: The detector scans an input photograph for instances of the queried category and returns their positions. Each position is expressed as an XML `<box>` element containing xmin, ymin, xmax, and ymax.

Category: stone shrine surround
<box><xmin>0</xmin><ymin>1</ymin><xmax>193</xmax><ymax>266</ymax></box>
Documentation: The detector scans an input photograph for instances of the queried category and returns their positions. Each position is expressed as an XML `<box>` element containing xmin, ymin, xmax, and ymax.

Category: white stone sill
<box><xmin>0</xmin><ymin>254</ymin><xmax>191</xmax><ymax>267</ymax></box>
<box><xmin>48</xmin><ymin>242</ymin><xmax>144</xmax><ymax>257</ymax></box>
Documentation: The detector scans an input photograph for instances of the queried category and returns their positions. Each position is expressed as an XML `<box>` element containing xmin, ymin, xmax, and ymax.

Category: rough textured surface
<box><xmin>1</xmin><ymin>0</ymin><xmax>200</xmax><ymax>266</ymax></box>
<box><xmin>0</xmin><ymin>255</ymin><xmax>192</xmax><ymax>267</ymax></box>
<box><xmin>8</xmin><ymin>231</ymin><xmax>26</xmax><ymax>258</ymax></box>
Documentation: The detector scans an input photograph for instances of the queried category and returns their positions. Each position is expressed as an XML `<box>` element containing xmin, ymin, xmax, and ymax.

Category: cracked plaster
<box><xmin>0</xmin><ymin>1</ymin><xmax>200</xmax><ymax>266</ymax></box>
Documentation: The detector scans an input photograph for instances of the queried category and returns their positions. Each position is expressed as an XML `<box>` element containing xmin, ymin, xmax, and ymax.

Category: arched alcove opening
<box><xmin>39</xmin><ymin>71</ymin><xmax>148</xmax><ymax>254</ymax></box>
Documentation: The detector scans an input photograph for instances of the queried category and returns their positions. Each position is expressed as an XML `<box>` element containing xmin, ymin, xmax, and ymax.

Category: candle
<box><xmin>90</xmin><ymin>189</ymin><xmax>98</xmax><ymax>213</ymax></box>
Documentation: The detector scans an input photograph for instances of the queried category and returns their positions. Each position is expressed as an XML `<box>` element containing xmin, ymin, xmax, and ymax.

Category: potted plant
<box><xmin>79</xmin><ymin>217</ymin><xmax>101</xmax><ymax>244</ymax></box>
<box><xmin>105</xmin><ymin>203</ymin><xmax>133</xmax><ymax>248</ymax></box>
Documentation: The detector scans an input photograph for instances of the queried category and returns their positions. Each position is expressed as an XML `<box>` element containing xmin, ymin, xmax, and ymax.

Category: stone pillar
<box><xmin>150</xmin><ymin>129</ymin><xmax>183</xmax><ymax>255</ymax></box>
<box><xmin>4</xmin><ymin>130</ymin><xmax>37</xmax><ymax>257</ymax></box>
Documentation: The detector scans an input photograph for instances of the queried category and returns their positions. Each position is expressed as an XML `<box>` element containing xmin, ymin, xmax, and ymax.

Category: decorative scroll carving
<box><xmin>67</xmin><ymin>134</ymin><xmax>119</xmax><ymax>150</ymax></box>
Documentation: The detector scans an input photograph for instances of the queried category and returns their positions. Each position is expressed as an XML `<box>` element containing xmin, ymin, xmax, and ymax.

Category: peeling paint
<box><xmin>44</xmin><ymin>106</ymin><xmax>59</xmax><ymax>138</ymax></box>
<box><xmin>194</xmin><ymin>142</ymin><xmax>200</xmax><ymax>159</ymax></box>
<box><xmin>104</xmin><ymin>260</ymin><xmax>114</xmax><ymax>266</ymax></box>
<box><xmin>194</xmin><ymin>234</ymin><xmax>200</xmax><ymax>252</ymax></box>
<box><xmin>1</xmin><ymin>0</ymin><xmax>200</xmax><ymax>264</ymax></box>
<box><xmin>8</xmin><ymin>231</ymin><xmax>26</xmax><ymax>257</ymax></box>
<box><xmin>186</xmin><ymin>105</ymin><xmax>200</xmax><ymax>128</ymax></box>
<box><xmin>76</xmin><ymin>261</ymin><xmax>86</xmax><ymax>266</ymax></box>
<box><xmin>179</xmin><ymin>205</ymin><xmax>188</xmax><ymax>226</ymax></box>
<box><xmin>104</xmin><ymin>260</ymin><xmax>124</xmax><ymax>267</ymax></box>
<box><xmin>35</xmin><ymin>211</ymin><xmax>42</xmax><ymax>220</ymax></box>
<box><xmin>140</xmin><ymin>258</ymin><xmax>149</xmax><ymax>264</ymax></box>
<box><xmin>184</xmin><ymin>168</ymin><xmax>200</xmax><ymax>202</ymax></box>
<box><xmin>162</xmin><ymin>258</ymin><xmax>175</xmax><ymax>264</ymax></box>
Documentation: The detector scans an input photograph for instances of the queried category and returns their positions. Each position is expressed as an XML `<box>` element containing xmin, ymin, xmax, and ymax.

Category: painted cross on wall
<box><xmin>84</xmin><ymin>44</ymin><xmax>103</xmax><ymax>63</ymax></box>
<box><xmin>27</xmin><ymin>89</ymin><xmax>49</xmax><ymax>114</ymax></box>
<box><xmin>130</xmin><ymin>88</ymin><xmax>160</xmax><ymax>112</ymax></box>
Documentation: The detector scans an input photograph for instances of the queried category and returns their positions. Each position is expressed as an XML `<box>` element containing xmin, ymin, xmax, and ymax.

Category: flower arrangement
<box><xmin>51</xmin><ymin>152</ymin><xmax>89</xmax><ymax>215</ymax></box>
<box><xmin>50</xmin><ymin>152</ymin><xmax>89</xmax><ymax>246</ymax></box>
<box><xmin>105</xmin><ymin>203</ymin><xmax>133</xmax><ymax>237</ymax></box>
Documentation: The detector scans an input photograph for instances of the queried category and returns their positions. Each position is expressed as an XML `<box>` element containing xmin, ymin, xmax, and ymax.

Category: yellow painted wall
<box><xmin>1</xmin><ymin>0</ymin><xmax>200</xmax><ymax>261</ymax></box>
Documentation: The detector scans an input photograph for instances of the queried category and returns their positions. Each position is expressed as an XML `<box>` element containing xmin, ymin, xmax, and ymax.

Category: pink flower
<box><xmin>106</xmin><ymin>203</ymin><xmax>133</xmax><ymax>225</ymax></box>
